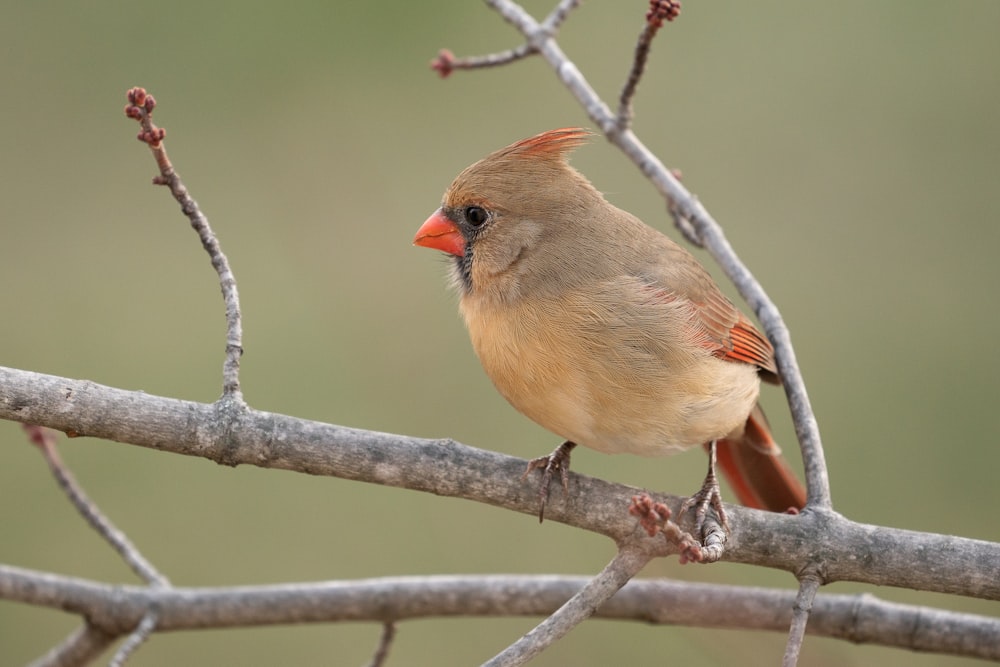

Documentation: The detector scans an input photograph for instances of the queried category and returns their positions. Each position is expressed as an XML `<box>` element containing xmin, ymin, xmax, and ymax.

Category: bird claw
<box><xmin>522</xmin><ymin>441</ymin><xmax>576</xmax><ymax>522</ymax></box>
<box><xmin>678</xmin><ymin>479</ymin><xmax>729</xmax><ymax>539</ymax></box>
<box><xmin>678</xmin><ymin>440</ymin><xmax>730</xmax><ymax>540</ymax></box>
<box><xmin>636</xmin><ymin>441</ymin><xmax>729</xmax><ymax>564</ymax></box>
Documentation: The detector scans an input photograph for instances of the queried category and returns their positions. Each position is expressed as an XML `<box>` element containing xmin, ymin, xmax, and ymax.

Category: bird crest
<box><xmin>504</xmin><ymin>127</ymin><xmax>591</xmax><ymax>161</ymax></box>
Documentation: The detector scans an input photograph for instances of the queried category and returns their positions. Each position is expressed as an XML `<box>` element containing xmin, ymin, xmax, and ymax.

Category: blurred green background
<box><xmin>2</xmin><ymin>1</ymin><xmax>998</xmax><ymax>665</ymax></box>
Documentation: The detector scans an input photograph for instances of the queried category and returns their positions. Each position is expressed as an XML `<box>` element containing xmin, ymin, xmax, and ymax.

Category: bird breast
<box><xmin>459</xmin><ymin>277</ymin><xmax>761</xmax><ymax>457</ymax></box>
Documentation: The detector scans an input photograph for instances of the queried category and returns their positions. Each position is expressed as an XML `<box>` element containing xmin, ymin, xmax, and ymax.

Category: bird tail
<box><xmin>713</xmin><ymin>404</ymin><xmax>806</xmax><ymax>513</ymax></box>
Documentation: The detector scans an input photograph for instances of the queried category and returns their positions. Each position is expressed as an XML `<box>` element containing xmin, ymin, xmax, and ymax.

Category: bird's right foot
<box><xmin>522</xmin><ymin>441</ymin><xmax>577</xmax><ymax>522</ymax></box>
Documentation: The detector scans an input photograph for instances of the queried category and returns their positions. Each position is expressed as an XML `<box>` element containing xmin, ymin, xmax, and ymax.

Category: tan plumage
<box><xmin>414</xmin><ymin>128</ymin><xmax>804</xmax><ymax>514</ymax></box>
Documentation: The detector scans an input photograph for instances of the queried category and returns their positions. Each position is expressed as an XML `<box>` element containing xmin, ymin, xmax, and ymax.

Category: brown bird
<box><xmin>413</xmin><ymin>128</ymin><xmax>805</xmax><ymax>533</ymax></box>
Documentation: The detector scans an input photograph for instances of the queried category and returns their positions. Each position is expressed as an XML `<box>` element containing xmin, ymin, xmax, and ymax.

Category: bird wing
<box><xmin>636</xmin><ymin>249</ymin><xmax>779</xmax><ymax>381</ymax></box>
<box><xmin>692</xmin><ymin>289</ymin><xmax>778</xmax><ymax>378</ymax></box>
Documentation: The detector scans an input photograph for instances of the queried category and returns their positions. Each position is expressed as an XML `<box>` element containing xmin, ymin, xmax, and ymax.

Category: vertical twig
<box><xmin>108</xmin><ymin>612</ymin><xmax>159</xmax><ymax>667</ymax></box>
<box><xmin>364</xmin><ymin>622</ymin><xmax>397</xmax><ymax>667</ymax></box>
<box><xmin>617</xmin><ymin>1</ymin><xmax>682</xmax><ymax>127</ymax></box>
<box><xmin>783</xmin><ymin>574</ymin><xmax>822</xmax><ymax>666</ymax></box>
<box><xmin>124</xmin><ymin>87</ymin><xmax>244</xmax><ymax>400</ymax></box>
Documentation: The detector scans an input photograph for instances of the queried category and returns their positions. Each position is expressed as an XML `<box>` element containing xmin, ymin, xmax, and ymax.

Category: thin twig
<box><xmin>23</xmin><ymin>425</ymin><xmax>169</xmax><ymax>588</ymax></box>
<box><xmin>541</xmin><ymin>0</ymin><xmax>581</xmax><ymax>31</ymax></box>
<box><xmin>430</xmin><ymin>0</ymin><xmax>581</xmax><ymax>78</ymax></box>
<box><xmin>665</xmin><ymin>170</ymin><xmax>703</xmax><ymax>247</ymax></box>
<box><xmin>27</xmin><ymin>623</ymin><xmax>116</xmax><ymax>667</ymax></box>
<box><xmin>124</xmin><ymin>87</ymin><xmax>244</xmax><ymax>400</ymax></box>
<box><xmin>364</xmin><ymin>622</ymin><xmax>397</xmax><ymax>667</ymax></box>
<box><xmin>431</xmin><ymin>45</ymin><xmax>536</xmax><ymax>78</ymax></box>
<box><xmin>617</xmin><ymin>1</ymin><xmax>681</xmax><ymax>128</ymax></box>
<box><xmin>24</xmin><ymin>425</ymin><xmax>167</xmax><ymax>664</ymax></box>
<box><xmin>784</xmin><ymin>574</ymin><xmax>821</xmax><ymax>667</ymax></box>
<box><xmin>482</xmin><ymin>545</ymin><xmax>653</xmax><ymax>667</ymax></box>
<box><xmin>108</xmin><ymin>612</ymin><xmax>159</xmax><ymax>667</ymax></box>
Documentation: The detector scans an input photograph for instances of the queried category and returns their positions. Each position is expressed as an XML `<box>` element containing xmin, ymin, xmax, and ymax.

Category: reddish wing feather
<box><xmin>642</xmin><ymin>285</ymin><xmax>777</xmax><ymax>377</ymax></box>
<box><xmin>692</xmin><ymin>291</ymin><xmax>777</xmax><ymax>377</ymax></box>
<box><xmin>715</xmin><ymin>312</ymin><xmax>777</xmax><ymax>375</ymax></box>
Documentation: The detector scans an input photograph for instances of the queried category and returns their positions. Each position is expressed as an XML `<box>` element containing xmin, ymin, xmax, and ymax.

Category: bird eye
<box><xmin>465</xmin><ymin>206</ymin><xmax>488</xmax><ymax>227</ymax></box>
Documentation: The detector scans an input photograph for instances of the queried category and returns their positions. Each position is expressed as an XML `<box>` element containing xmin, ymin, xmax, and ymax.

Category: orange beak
<box><xmin>413</xmin><ymin>209</ymin><xmax>466</xmax><ymax>257</ymax></box>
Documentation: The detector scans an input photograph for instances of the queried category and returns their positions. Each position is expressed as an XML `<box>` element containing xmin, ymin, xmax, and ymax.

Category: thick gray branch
<box><xmin>2</xmin><ymin>365</ymin><xmax>999</xmax><ymax>601</ymax></box>
<box><xmin>2</xmin><ymin>566</ymin><xmax>998</xmax><ymax>662</ymax></box>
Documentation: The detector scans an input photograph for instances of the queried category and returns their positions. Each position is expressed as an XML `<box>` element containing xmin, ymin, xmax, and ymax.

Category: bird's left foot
<box><xmin>522</xmin><ymin>441</ymin><xmax>576</xmax><ymax>522</ymax></box>
<box><xmin>679</xmin><ymin>440</ymin><xmax>730</xmax><ymax>540</ymax></box>
<box><xmin>678</xmin><ymin>474</ymin><xmax>729</xmax><ymax>538</ymax></box>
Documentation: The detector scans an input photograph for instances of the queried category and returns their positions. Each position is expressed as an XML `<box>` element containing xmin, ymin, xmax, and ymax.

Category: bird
<box><xmin>413</xmin><ymin>127</ymin><xmax>805</xmax><ymax>535</ymax></box>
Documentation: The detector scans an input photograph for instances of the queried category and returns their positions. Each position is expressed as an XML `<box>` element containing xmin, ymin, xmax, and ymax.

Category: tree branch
<box><xmin>2</xmin><ymin>365</ymin><xmax>998</xmax><ymax>602</ymax></box>
<box><xmin>24</xmin><ymin>426</ymin><xmax>169</xmax><ymax>588</ymax></box>
<box><xmin>484</xmin><ymin>545</ymin><xmax>653</xmax><ymax>666</ymax></box>
<box><xmin>26</xmin><ymin>624</ymin><xmax>115</xmax><ymax>667</ymax></box>
<box><xmin>363</xmin><ymin>622</ymin><xmax>397</xmax><ymax>667</ymax></box>
<box><xmin>3</xmin><ymin>566</ymin><xmax>998</xmax><ymax>662</ymax></box>
<box><xmin>124</xmin><ymin>87</ymin><xmax>244</xmax><ymax>400</ymax></box>
<box><xmin>107</xmin><ymin>612</ymin><xmax>158</xmax><ymax>667</ymax></box>
<box><xmin>617</xmin><ymin>0</ymin><xmax>682</xmax><ymax>128</ymax></box>
<box><xmin>784</xmin><ymin>575</ymin><xmax>821</xmax><ymax>667</ymax></box>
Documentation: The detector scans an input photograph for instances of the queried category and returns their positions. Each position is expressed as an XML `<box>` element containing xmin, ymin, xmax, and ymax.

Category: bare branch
<box><xmin>108</xmin><ymin>612</ymin><xmax>158</xmax><ymax>667</ymax></box>
<box><xmin>124</xmin><ymin>87</ymin><xmax>244</xmax><ymax>400</ymax></box>
<box><xmin>2</xmin><ymin>366</ymin><xmax>998</xmax><ymax>602</ymax></box>
<box><xmin>23</xmin><ymin>423</ymin><xmax>169</xmax><ymax>664</ymax></box>
<box><xmin>617</xmin><ymin>1</ymin><xmax>682</xmax><ymax>127</ymax></box>
<box><xmin>784</xmin><ymin>575</ymin><xmax>821</xmax><ymax>667</ymax></box>
<box><xmin>27</xmin><ymin>624</ymin><xmax>115</xmax><ymax>667</ymax></box>
<box><xmin>664</xmin><ymin>169</ymin><xmax>702</xmax><ymax>247</ymax></box>
<box><xmin>431</xmin><ymin>46</ymin><xmax>536</xmax><ymax>78</ymax></box>
<box><xmin>429</xmin><ymin>0</ymin><xmax>581</xmax><ymax>78</ymax></box>
<box><xmin>4</xmin><ymin>567</ymin><xmax>999</xmax><ymax>662</ymax></box>
<box><xmin>484</xmin><ymin>545</ymin><xmax>652</xmax><ymax>666</ymax></box>
<box><xmin>541</xmin><ymin>0</ymin><xmax>580</xmax><ymax>31</ymax></box>
<box><xmin>23</xmin><ymin>425</ymin><xmax>169</xmax><ymax>588</ymax></box>
<box><xmin>363</xmin><ymin>622</ymin><xmax>397</xmax><ymax>667</ymax></box>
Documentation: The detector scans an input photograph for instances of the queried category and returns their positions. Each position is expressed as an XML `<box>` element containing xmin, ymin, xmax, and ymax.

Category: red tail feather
<box><xmin>712</xmin><ymin>404</ymin><xmax>806</xmax><ymax>513</ymax></box>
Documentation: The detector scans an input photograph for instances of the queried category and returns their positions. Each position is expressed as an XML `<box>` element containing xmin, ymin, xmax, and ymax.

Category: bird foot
<box><xmin>678</xmin><ymin>440</ymin><xmax>730</xmax><ymax>540</ymax></box>
<box><xmin>678</xmin><ymin>476</ymin><xmax>730</xmax><ymax>539</ymax></box>
<box><xmin>522</xmin><ymin>441</ymin><xmax>576</xmax><ymax>522</ymax></box>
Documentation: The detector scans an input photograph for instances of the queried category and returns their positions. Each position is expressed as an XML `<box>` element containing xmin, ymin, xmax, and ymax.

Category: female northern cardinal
<box><xmin>413</xmin><ymin>128</ymin><xmax>805</xmax><ymax>530</ymax></box>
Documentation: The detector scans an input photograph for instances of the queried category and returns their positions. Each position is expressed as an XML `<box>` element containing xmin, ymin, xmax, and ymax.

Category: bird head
<box><xmin>413</xmin><ymin>128</ymin><xmax>603</xmax><ymax>301</ymax></box>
